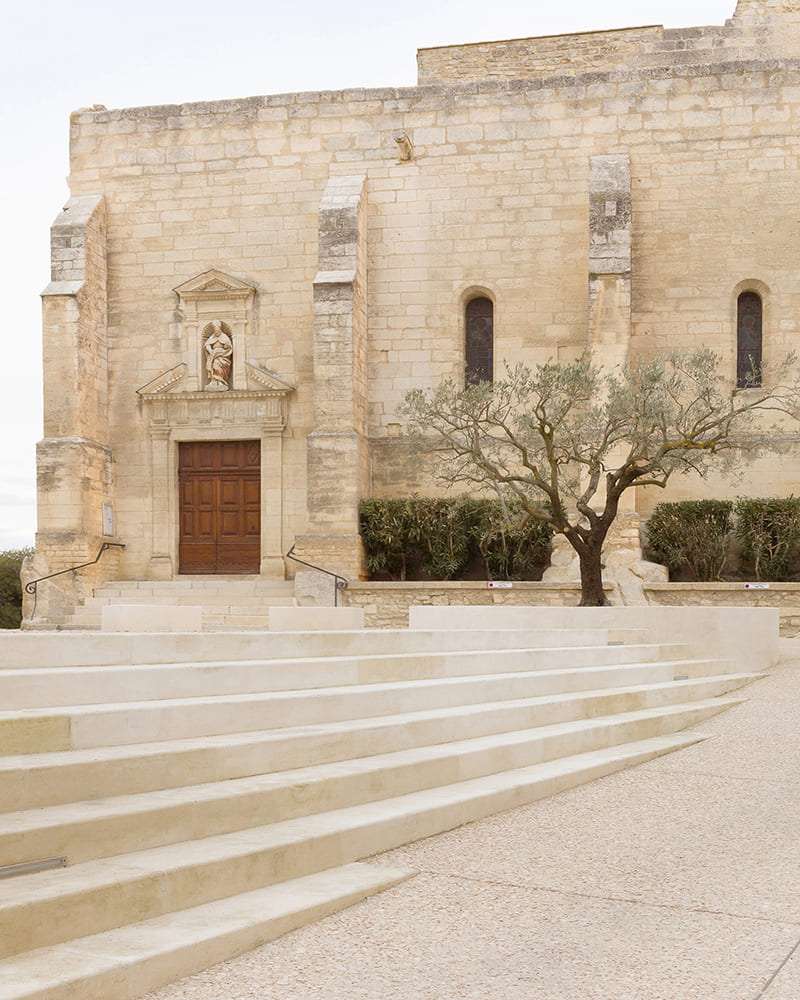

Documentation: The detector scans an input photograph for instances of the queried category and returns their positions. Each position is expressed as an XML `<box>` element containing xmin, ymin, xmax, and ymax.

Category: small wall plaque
<box><xmin>488</xmin><ymin>581</ymin><xmax>513</xmax><ymax>589</ymax></box>
<box><xmin>744</xmin><ymin>582</ymin><xmax>770</xmax><ymax>590</ymax></box>
<box><xmin>102</xmin><ymin>503</ymin><xmax>115</xmax><ymax>537</ymax></box>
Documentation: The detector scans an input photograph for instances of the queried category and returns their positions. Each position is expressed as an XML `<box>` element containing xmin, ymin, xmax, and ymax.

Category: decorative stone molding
<box><xmin>136</xmin><ymin>364</ymin><xmax>187</xmax><ymax>395</ymax></box>
<box><xmin>173</xmin><ymin>269</ymin><xmax>256</xmax><ymax>392</ymax></box>
<box><xmin>137</xmin><ymin>363</ymin><xmax>295</xmax><ymax>433</ymax></box>
<box><xmin>244</xmin><ymin>361</ymin><xmax>296</xmax><ymax>393</ymax></box>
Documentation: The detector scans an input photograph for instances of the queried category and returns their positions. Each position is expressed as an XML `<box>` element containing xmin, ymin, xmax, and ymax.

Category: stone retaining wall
<box><xmin>341</xmin><ymin>580</ymin><xmax>800</xmax><ymax>631</ymax></box>
<box><xmin>342</xmin><ymin>581</ymin><xmax>610</xmax><ymax>628</ymax></box>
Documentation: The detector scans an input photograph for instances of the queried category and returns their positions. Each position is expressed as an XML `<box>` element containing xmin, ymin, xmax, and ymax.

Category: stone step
<box><xmin>0</xmin><ymin>698</ymin><xmax>743</xmax><ymax>871</ymax></box>
<box><xmin>0</xmin><ymin>863</ymin><xmax>417</xmax><ymax>1000</ymax></box>
<box><xmin>79</xmin><ymin>595</ymin><xmax>296</xmax><ymax>609</ymax></box>
<box><xmin>0</xmin><ymin>642</ymin><xmax>692</xmax><ymax>709</ymax></box>
<box><xmin>92</xmin><ymin>581</ymin><xmax>294</xmax><ymax>596</ymax></box>
<box><xmin>200</xmin><ymin>614</ymin><xmax>272</xmax><ymax>627</ymax></box>
<box><xmin>63</xmin><ymin>578</ymin><xmax>298</xmax><ymax>631</ymax></box>
<box><xmin>0</xmin><ymin>609</ymin><xmax>769</xmax><ymax>1000</ymax></box>
<box><xmin>0</xmin><ymin>662</ymin><xmax>740</xmax><ymax>755</ymax></box>
<box><xmin>0</xmin><ymin>674</ymin><xmax>750</xmax><ymax>811</ymax></box>
<box><xmin>0</xmin><ymin>731</ymin><xmax>711</xmax><ymax>966</ymax></box>
<box><xmin>86</xmin><ymin>592</ymin><xmax>295</xmax><ymax>605</ymax></box>
<box><xmin>0</xmin><ymin>627</ymin><xmax>653</xmax><ymax>669</ymax></box>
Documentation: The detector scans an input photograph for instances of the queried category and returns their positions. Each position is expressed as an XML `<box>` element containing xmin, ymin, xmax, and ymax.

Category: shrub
<box><xmin>358</xmin><ymin>497</ymin><xmax>473</xmax><ymax>580</ymax></box>
<box><xmin>358</xmin><ymin>498</ymin><xmax>420</xmax><ymax>581</ymax></box>
<box><xmin>734</xmin><ymin>496</ymin><xmax>800</xmax><ymax>581</ymax></box>
<box><xmin>472</xmin><ymin>500</ymin><xmax>552</xmax><ymax>581</ymax></box>
<box><xmin>359</xmin><ymin>497</ymin><xmax>552</xmax><ymax>581</ymax></box>
<box><xmin>645</xmin><ymin>501</ymin><xmax>733</xmax><ymax>581</ymax></box>
<box><xmin>0</xmin><ymin>548</ymin><xmax>33</xmax><ymax>629</ymax></box>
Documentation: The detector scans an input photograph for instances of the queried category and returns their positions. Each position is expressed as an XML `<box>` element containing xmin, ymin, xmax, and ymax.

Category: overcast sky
<box><xmin>1</xmin><ymin>0</ymin><xmax>736</xmax><ymax>551</ymax></box>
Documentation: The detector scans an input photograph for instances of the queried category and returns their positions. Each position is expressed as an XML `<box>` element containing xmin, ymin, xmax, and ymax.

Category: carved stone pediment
<box><xmin>136</xmin><ymin>364</ymin><xmax>187</xmax><ymax>395</ymax></box>
<box><xmin>137</xmin><ymin>359</ymin><xmax>294</xmax><ymax>435</ymax></box>
<box><xmin>244</xmin><ymin>361</ymin><xmax>296</xmax><ymax>393</ymax></box>
<box><xmin>173</xmin><ymin>269</ymin><xmax>255</xmax><ymax>303</ymax></box>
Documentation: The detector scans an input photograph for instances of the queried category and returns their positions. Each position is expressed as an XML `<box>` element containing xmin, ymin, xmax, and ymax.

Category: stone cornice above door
<box><xmin>137</xmin><ymin>363</ymin><xmax>295</xmax><ymax>435</ymax></box>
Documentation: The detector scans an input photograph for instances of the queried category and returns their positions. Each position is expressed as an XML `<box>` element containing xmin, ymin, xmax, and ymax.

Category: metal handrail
<box><xmin>285</xmin><ymin>544</ymin><xmax>348</xmax><ymax>606</ymax></box>
<box><xmin>25</xmin><ymin>542</ymin><xmax>126</xmax><ymax>619</ymax></box>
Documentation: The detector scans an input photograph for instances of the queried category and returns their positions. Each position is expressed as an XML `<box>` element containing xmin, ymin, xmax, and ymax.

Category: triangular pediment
<box><xmin>244</xmin><ymin>361</ymin><xmax>296</xmax><ymax>394</ymax></box>
<box><xmin>136</xmin><ymin>363</ymin><xmax>187</xmax><ymax>395</ymax></box>
<box><xmin>174</xmin><ymin>269</ymin><xmax>255</xmax><ymax>300</ymax></box>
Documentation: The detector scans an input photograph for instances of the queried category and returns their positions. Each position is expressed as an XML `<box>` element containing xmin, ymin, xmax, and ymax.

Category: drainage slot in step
<box><xmin>0</xmin><ymin>856</ymin><xmax>67</xmax><ymax>880</ymax></box>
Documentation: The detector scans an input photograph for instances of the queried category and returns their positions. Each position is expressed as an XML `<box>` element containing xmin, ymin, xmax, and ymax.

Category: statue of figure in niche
<box><xmin>203</xmin><ymin>320</ymin><xmax>233</xmax><ymax>390</ymax></box>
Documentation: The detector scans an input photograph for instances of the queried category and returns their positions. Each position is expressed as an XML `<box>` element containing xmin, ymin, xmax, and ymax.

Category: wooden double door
<box><xmin>178</xmin><ymin>440</ymin><xmax>261</xmax><ymax>574</ymax></box>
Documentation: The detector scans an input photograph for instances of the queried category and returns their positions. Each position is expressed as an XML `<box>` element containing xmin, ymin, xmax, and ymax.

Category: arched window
<box><xmin>737</xmin><ymin>291</ymin><xmax>762</xmax><ymax>388</ymax></box>
<box><xmin>465</xmin><ymin>296</ymin><xmax>493</xmax><ymax>386</ymax></box>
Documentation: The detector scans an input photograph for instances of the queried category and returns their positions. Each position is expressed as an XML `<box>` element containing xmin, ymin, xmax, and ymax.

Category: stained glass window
<box><xmin>737</xmin><ymin>291</ymin><xmax>762</xmax><ymax>388</ymax></box>
<box><xmin>465</xmin><ymin>297</ymin><xmax>493</xmax><ymax>386</ymax></box>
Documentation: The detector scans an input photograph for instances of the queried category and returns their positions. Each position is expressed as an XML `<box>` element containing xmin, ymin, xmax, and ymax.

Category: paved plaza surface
<box><xmin>144</xmin><ymin>650</ymin><xmax>800</xmax><ymax>1000</ymax></box>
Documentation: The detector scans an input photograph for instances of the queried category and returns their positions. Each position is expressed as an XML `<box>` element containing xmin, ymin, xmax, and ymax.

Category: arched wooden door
<box><xmin>178</xmin><ymin>440</ymin><xmax>261</xmax><ymax>574</ymax></box>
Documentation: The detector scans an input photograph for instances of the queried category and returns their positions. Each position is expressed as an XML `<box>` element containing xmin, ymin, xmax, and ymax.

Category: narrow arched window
<box><xmin>465</xmin><ymin>297</ymin><xmax>493</xmax><ymax>386</ymax></box>
<box><xmin>737</xmin><ymin>291</ymin><xmax>762</xmax><ymax>388</ymax></box>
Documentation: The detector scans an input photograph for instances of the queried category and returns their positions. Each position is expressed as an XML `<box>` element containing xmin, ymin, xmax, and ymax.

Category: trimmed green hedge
<box><xmin>645</xmin><ymin>501</ymin><xmax>734</xmax><ymax>581</ymax></box>
<box><xmin>735</xmin><ymin>496</ymin><xmax>800</xmax><ymax>581</ymax></box>
<box><xmin>646</xmin><ymin>497</ymin><xmax>800</xmax><ymax>582</ymax></box>
<box><xmin>358</xmin><ymin>497</ymin><xmax>552</xmax><ymax>581</ymax></box>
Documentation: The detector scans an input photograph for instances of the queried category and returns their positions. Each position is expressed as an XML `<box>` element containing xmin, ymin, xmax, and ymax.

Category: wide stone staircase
<box><xmin>62</xmin><ymin>577</ymin><xmax>297</xmax><ymax>631</ymax></box>
<box><xmin>0</xmin><ymin>624</ymin><xmax>764</xmax><ymax>1000</ymax></box>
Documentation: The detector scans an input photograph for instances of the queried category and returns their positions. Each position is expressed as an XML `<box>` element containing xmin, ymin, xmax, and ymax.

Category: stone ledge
<box><xmin>346</xmin><ymin>581</ymin><xmax>589</xmax><ymax>591</ymax></box>
<box><xmin>646</xmin><ymin>582</ymin><xmax>800</xmax><ymax>590</ymax></box>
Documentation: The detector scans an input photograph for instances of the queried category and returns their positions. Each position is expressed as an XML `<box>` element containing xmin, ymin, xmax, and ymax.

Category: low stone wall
<box><xmin>341</xmin><ymin>581</ymin><xmax>612</xmax><ymax>629</ymax></box>
<box><xmin>644</xmin><ymin>583</ymin><xmax>800</xmax><ymax>636</ymax></box>
<box><xmin>341</xmin><ymin>580</ymin><xmax>800</xmax><ymax>633</ymax></box>
<box><xmin>643</xmin><ymin>582</ymin><xmax>800</xmax><ymax>607</ymax></box>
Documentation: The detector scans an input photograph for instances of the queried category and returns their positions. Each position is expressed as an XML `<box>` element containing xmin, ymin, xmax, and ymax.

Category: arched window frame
<box><xmin>733</xmin><ymin>280</ymin><xmax>769</xmax><ymax>390</ymax></box>
<box><xmin>463</xmin><ymin>290</ymin><xmax>495</xmax><ymax>387</ymax></box>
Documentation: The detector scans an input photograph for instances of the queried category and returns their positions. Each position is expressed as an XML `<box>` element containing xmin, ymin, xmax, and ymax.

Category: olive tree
<box><xmin>401</xmin><ymin>349</ymin><xmax>796</xmax><ymax>606</ymax></box>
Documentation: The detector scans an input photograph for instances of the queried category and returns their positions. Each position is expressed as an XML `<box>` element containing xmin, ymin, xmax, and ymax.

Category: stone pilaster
<box><xmin>589</xmin><ymin>154</ymin><xmax>637</xmax><ymax>516</ymax></box>
<box><xmin>295</xmin><ymin>175</ymin><xmax>369</xmax><ymax>582</ymax></box>
<box><xmin>27</xmin><ymin>195</ymin><xmax>118</xmax><ymax>624</ymax></box>
<box><xmin>589</xmin><ymin>155</ymin><xmax>631</xmax><ymax>371</ymax></box>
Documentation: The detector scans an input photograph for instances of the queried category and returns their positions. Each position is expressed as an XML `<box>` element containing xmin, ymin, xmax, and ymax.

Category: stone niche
<box><xmin>172</xmin><ymin>269</ymin><xmax>256</xmax><ymax>392</ymax></box>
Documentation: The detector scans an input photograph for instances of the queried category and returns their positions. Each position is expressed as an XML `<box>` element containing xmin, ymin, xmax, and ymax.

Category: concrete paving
<box><xmin>143</xmin><ymin>648</ymin><xmax>800</xmax><ymax>1000</ymax></box>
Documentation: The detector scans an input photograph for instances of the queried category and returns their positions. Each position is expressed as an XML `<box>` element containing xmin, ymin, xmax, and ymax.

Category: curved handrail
<box><xmin>285</xmin><ymin>544</ymin><xmax>348</xmax><ymax>606</ymax></box>
<box><xmin>25</xmin><ymin>542</ymin><xmax>126</xmax><ymax>619</ymax></box>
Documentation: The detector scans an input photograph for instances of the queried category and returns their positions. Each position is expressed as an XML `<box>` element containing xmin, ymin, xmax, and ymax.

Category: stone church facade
<box><xmin>27</xmin><ymin>0</ymin><xmax>800</xmax><ymax>622</ymax></box>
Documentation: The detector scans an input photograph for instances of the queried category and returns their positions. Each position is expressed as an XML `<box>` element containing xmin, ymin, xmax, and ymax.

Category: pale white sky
<box><xmin>0</xmin><ymin>0</ymin><xmax>736</xmax><ymax>551</ymax></box>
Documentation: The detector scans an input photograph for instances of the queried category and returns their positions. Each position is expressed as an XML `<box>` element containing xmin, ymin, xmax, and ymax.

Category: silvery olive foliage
<box><xmin>401</xmin><ymin>349</ymin><xmax>798</xmax><ymax>605</ymax></box>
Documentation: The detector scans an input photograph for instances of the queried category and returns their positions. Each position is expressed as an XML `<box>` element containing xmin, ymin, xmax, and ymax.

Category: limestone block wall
<box><xmin>42</xmin><ymin>0</ymin><xmax>800</xmax><ymax>592</ymax></box>
<box><xmin>417</xmin><ymin>26</ymin><xmax>668</xmax><ymax>85</ymax></box>
<box><xmin>416</xmin><ymin>1</ymin><xmax>800</xmax><ymax>86</ymax></box>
